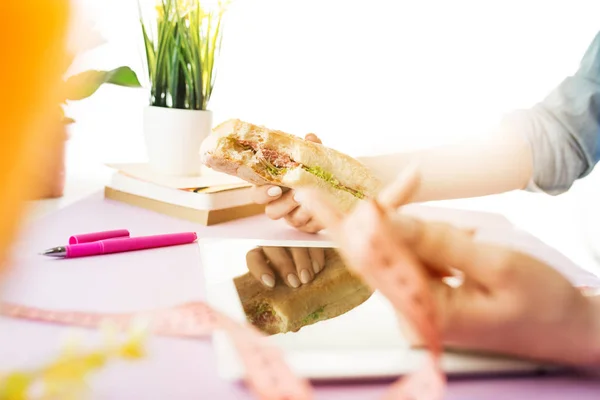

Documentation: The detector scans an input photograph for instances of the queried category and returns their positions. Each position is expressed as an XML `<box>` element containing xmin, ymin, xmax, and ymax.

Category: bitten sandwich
<box><xmin>233</xmin><ymin>249</ymin><xmax>373</xmax><ymax>335</ymax></box>
<box><xmin>200</xmin><ymin>119</ymin><xmax>382</xmax><ymax>212</ymax></box>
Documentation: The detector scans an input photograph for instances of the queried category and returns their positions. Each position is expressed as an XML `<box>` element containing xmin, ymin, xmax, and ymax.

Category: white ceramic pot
<box><xmin>143</xmin><ymin>106</ymin><xmax>212</xmax><ymax>176</ymax></box>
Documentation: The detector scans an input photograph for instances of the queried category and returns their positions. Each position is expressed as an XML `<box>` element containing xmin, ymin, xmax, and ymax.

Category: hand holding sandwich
<box><xmin>200</xmin><ymin>119</ymin><xmax>382</xmax><ymax>232</ymax></box>
<box><xmin>245</xmin><ymin>131</ymin><xmax>327</xmax><ymax>287</ymax></box>
<box><xmin>246</xmin><ymin>246</ymin><xmax>325</xmax><ymax>288</ymax></box>
<box><xmin>250</xmin><ymin>133</ymin><xmax>324</xmax><ymax>234</ymax></box>
<box><xmin>297</xmin><ymin>169</ymin><xmax>600</xmax><ymax>367</ymax></box>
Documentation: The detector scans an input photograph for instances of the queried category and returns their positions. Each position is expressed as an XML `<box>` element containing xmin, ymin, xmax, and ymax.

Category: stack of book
<box><xmin>103</xmin><ymin>163</ymin><xmax>265</xmax><ymax>225</ymax></box>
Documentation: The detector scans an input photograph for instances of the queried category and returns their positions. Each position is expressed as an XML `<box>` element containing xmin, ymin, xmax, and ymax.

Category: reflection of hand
<box><xmin>246</xmin><ymin>246</ymin><xmax>325</xmax><ymax>288</ymax></box>
<box><xmin>249</xmin><ymin>133</ymin><xmax>324</xmax><ymax>234</ymax></box>
<box><xmin>299</xmin><ymin>167</ymin><xmax>600</xmax><ymax>367</ymax></box>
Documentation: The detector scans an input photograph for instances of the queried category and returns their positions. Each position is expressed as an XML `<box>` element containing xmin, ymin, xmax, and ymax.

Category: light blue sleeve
<box><xmin>500</xmin><ymin>31</ymin><xmax>600</xmax><ymax>195</ymax></box>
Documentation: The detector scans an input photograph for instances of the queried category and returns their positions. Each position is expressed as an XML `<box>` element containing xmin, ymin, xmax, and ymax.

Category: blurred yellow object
<box><xmin>0</xmin><ymin>326</ymin><xmax>147</xmax><ymax>399</ymax></box>
<box><xmin>0</xmin><ymin>1</ymin><xmax>70</xmax><ymax>272</ymax></box>
<box><xmin>0</xmin><ymin>4</ymin><xmax>149</xmax><ymax>399</ymax></box>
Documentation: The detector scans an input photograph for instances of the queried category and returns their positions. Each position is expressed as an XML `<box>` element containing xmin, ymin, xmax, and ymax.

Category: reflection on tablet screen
<box><xmin>202</xmin><ymin>239</ymin><xmax>557</xmax><ymax>380</ymax></box>
<box><xmin>201</xmin><ymin>239</ymin><xmax>410</xmax><ymax>350</ymax></box>
<box><xmin>234</xmin><ymin>247</ymin><xmax>374</xmax><ymax>335</ymax></box>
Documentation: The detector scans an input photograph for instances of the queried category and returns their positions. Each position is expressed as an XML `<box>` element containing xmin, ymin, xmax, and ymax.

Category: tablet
<box><xmin>200</xmin><ymin>237</ymin><xmax>557</xmax><ymax>381</ymax></box>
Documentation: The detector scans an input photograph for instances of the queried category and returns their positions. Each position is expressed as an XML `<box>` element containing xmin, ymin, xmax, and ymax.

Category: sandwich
<box><xmin>199</xmin><ymin>119</ymin><xmax>382</xmax><ymax>212</ymax></box>
<box><xmin>233</xmin><ymin>248</ymin><xmax>373</xmax><ymax>335</ymax></box>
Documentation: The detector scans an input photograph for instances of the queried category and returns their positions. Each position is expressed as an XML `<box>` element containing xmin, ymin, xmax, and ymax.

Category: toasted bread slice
<box><xmin>233</xmin><ymin>249</ymin><xmax>373</xmax><ymax>335</ymax></box>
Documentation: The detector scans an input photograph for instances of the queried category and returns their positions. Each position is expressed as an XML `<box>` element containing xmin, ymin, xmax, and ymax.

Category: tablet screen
<box><xmin>200</xmin><ymin>238</ymin><xmax>406</xmax><ymax>347</ymax></box>
<box><xmin>199</xmin><ymin>238</ymin><xmax>550</xmax><ymax>381</ymax></box>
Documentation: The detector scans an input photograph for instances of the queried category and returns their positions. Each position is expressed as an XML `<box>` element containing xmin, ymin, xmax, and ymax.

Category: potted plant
<box><xmin>138</xmin><ymin>0</ymin><xmax>228</xmax><ymax>176</ymax></box>
<box><xmin>37</xmin><ymin>67</ymin><xmax>141</xmax><ymax>199</ymax></box>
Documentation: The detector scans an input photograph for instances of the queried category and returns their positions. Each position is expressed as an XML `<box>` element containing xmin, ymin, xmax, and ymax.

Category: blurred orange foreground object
<box><xmin>0</xmin><ymin>1</ymin><xmax>71</xmax><ymax>272</ymax></box>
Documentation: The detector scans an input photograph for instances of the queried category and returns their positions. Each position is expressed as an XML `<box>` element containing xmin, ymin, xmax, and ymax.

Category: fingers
<box><xmin>305</xmin><ymin>133</ymin><xmax>322</xmax><ymax>144</ymax></box>
<box><xmin>295</xmin><ymin>189</ymin><xmax>344</xmax><ymax>237</ymax></box>
<box><xmin>377</xmin><ymin>161</ymin><xmax>421</xmax><ymax>210</ymax></box>
<box><xmin>296</xmin><ymin>219</ymin><xmax>324</xmax><ymax>234</ymax></box>
<box><xmin>261</xmin><ymin>247</ymin><xmax>301</xmax><ymax>288</ymax></box>
<box><xmin>308</xmin><ymin>247</ymin><xmax>325</xmax><ymax>274</ymax></box>
<box><xmin>264</xmin><ymin>191</ymin><xmax>299</xmax><ymax>220</ymax></box>
<box><xmin>249</xmin><ymin>247</ymin><xmax>326</xmax><ymax>288</ymax></box>
<box><xmin>391</xmin><ymin>215</ymin><xmax>509</xmax><ymax>286</ymax></box>
<box><xmin>246</xmin><ymin>248</ymin><xmax>276</xmax><ymax>288</ymax></box>
<box><xmin>288</xmin><ymin>247</ymin><xmax>314</xmax><ymax>284</ymax></box>
<box><xmin>250</xmin><ymin>184</ymin><xmax>283</xmax><ymax>205</ymax></box>
<box><xmin>254</xmin><ymin>186</ymin><xmax>321</xmax><ymax>233</ymax></box>
<box><xmin>284</xmin><ymin>205</ymin><xmax>312</xmax><ymax>228</ymax></box>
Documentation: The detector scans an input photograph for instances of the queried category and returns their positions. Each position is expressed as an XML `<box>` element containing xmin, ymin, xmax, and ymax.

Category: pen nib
<box><xmin>40</xmin><ymin>246</ymin><xmax>67</xmax><ymax>257</ymax></box>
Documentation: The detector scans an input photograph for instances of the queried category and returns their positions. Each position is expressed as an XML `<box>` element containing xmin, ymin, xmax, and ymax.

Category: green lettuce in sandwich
<box><xmin>200</xmin><ymin>119</ymin><xmax>382</xmax><ymax>213</ymax></box>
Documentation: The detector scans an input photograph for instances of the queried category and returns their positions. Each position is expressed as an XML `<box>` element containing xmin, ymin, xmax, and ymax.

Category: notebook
<box><xmin>103</xmin><ymin>163</ymin><xmax>265</xmax><ymax>225</ymax></box>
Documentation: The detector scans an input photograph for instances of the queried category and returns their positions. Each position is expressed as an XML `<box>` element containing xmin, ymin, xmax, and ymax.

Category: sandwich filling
<box><xmin>248</xmin><ymin>303</ymin><xmax>327</xmax><ymax>333</ymax></box>
<box><xmin>229</xmin><ymin>138</ymin><xmax>366</xmax><ymax>199</ymax></box>
<box><xmin>247</xmin><ymin>302</ymin><xmax>280</xmax><ymax>328</ymax></box>
<box><xmin>301</xmin><ymin>306</ymin><xmax>325</xmax><ymax>325</ymax></box>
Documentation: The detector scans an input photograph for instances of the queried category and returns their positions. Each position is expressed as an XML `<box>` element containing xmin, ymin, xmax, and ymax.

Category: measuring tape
<box><xmin>0</xmin><ymin>300</ymin><xmax>312</xmax><ymax>399</ymax></box>
<box><xmin>0</xmin><ymin>301</ymin><xmax>215</xmax><ymax>339</ymax></box>
<box><xmin>323</xmin><ymin>199</ymin><xmax>446</xmax><ymax>399</ymax></box>
<box><xmin>3</xmin><ymin>274</ymin><xmax>595</xmax><ymax>399</ymax></box>
<box><xmin>0</xmin><ymin>195</ymin><xmax>447</xmax><ymax>399</ymax></box>
<box><xmin>2</xmin><ymin>264</ymin><xmax>595</xmax><ymax>398</ymax></box>
<box><xmin>0</xmin><ymin>204</ymin><xmax>447</xmax><ymax>400</ymax></box>
<box><xmin>6</xmin><ymin>198</ymin><xmax>595</xmax><ymax>399</ymax></box>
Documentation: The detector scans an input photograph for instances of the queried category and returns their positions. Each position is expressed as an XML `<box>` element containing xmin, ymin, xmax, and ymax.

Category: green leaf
<box><xmin>169</xmin><ymin>24</ymin><xmax>182</xmax><ymax>107</ymax></box>
<box><xmin>153</xmin><ymin>0</ymin><xmax>177</xmax><ymax>106</ymax></box>
<box><xmin>175</xmin><ymin>10</ymin><xmax>198</xmax><ymax>108</ymax></box>
<box><xmin>137</xmin><ymin>0</ymin><xmax>227</xmax><ymax>110</ymax></box>
<box><xmin>141</xmin><ymin>22</ymin><xmax>156</xmax><ymax>84</ymax></box>
<box><xmin>64</xmin><ymin>67</ymin><xmax>142</xmax><ymax>101</ymax></box>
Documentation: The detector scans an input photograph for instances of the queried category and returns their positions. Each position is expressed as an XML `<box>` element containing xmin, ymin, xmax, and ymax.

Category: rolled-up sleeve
<box><xmin>501</xmin><ymin>31</ymin><xmax>600</xmax><ymax>195</ymax></box>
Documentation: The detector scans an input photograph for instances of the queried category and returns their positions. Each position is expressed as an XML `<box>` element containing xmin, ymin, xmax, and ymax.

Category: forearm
<box><xmin>358</xmin><ymin>130</ymin><xmax>533</xmax><ymax>203</ymax></box>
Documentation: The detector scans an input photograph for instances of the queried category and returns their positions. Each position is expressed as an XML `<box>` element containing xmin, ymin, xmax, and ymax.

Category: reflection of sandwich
<box><xmin>233</xmin><ymin>249</ymin><xmax>373</xmax><ymax>335</ymax></box>
<box><xmin>200</xmin><ymin>119</ymin><xmax>382</xmax><ymax>212</ymax></box>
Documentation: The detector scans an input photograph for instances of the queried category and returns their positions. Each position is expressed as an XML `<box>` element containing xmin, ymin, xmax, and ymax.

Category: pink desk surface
<box><xmin>1</xmin><ymin>192</ymin><xmax>600</xmax><ymax>399</ymax></box>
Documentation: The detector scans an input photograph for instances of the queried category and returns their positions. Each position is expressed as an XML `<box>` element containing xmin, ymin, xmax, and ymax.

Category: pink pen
<box><xmin>41</xmin><ymin>232</ymin><xmax>198</xmax><ymax>258</ymax></box>
<box><xmin>68</xmin><ymin>229</ymin><xmax>130</xmax><ymax>244</ymax></box>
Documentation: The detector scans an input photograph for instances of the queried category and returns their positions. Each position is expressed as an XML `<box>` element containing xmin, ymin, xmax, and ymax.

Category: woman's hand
<box><xmin>246</xmin><ymin>246</ymin><xmax>325</xmax><ymax>288</ymax></box>
<box><xmin>250</xmin><ymin>133</ymin><xmax>324</xmax><ymax>234</ymax></box>
<box><xmin>298</xmin><ymin>169</ymin><xmax>600</xmax><ymax>367</ymax></box>
<box><xmin>389</xmin><ymin>215</ymin><xmax>600</xmax><ymax>366</ymax></box>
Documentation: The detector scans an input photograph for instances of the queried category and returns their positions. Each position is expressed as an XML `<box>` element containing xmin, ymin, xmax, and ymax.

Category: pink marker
<box><xmin>41</xmin><ymin>232</ymin><xmax>198</xmax><ymax>258</ymax></box>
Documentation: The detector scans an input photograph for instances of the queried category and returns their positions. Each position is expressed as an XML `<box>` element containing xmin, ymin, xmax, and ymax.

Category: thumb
<box><xmin>377</xmin><ymin>161</ymin><xmax>421</xmax><ymax>210</ymax></box>
<box><xmin>305</xmin><ymin>133</ymin><xmax>322</xmax><ymax>144</ymax></box>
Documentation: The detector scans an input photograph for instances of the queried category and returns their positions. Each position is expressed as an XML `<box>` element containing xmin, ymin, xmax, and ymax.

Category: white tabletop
<box><xmin>8</xmin><ymin>169</ymin><xmax>600</xmax><ymax>399</ymax></box>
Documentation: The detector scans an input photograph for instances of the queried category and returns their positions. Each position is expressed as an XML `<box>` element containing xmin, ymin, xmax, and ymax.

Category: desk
<box><xmin>3</xmin><ymin>187</ymin><xmax>600</xmax><ymax>398</ymax></box>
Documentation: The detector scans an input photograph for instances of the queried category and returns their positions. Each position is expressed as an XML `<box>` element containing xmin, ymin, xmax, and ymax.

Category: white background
<box><xmin>62</xmin><ymin>0</ymin><xmax>600</xmax><ymax>273</ymax></box>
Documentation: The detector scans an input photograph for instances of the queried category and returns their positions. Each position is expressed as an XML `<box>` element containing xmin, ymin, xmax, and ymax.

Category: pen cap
<box><xmin>68</xmin><ymin>229</ymin><xmax>130</xmax><ymax>244</ymax></box>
